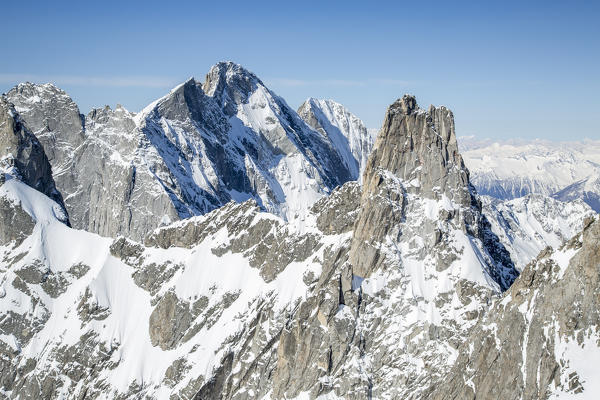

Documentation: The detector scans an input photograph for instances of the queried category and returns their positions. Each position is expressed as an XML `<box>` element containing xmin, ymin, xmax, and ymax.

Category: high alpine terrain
<box><xmin>0</xmin><ymin>62</ymin><xmax>598</xmax><ymax>399</ymax></box>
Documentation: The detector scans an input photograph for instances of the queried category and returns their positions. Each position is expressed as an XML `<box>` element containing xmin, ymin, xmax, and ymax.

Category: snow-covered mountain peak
<box><xmin>297</xmin><ymin>97</ymin><xmax>373</xmax><ymax>180</ymax></box>
<box><xmin>553</xmin><ymin>171</ymin><xmax>600</xmax><ymax>212</ymax></box>
<box><xmin>5</xmin><ymin>76</ymin><xmax>600</xmax><ymax>399</ymax></box>
<box><xmin>9</xmin><ymin>81</ymin><xmax>68</xmax><ymax>101</ymax></box>
<box><xmin>202</xmin><ymin>61</ymin><xmax>264</xmax><ymax>115</ymax></box>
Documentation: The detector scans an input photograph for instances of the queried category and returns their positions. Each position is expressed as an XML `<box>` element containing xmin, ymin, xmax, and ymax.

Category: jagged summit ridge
<box><xmin>2</xmin><ymin>76</ymin><xmax>598</xmax><ymax>399</ymax></box>
<box><xmin>389</xmin><ymin>93</ymin><xmax>418</xmax><ymax>114</ymax></box>
<box><xmin>351</xmin><ymin>94</ymin><xmax>517</xmax><ymax>287</ymax></box>
<box><xmin>4</xmin><ymin>66</ymin><xmax>598</xmax><ymax>400</ymax></box>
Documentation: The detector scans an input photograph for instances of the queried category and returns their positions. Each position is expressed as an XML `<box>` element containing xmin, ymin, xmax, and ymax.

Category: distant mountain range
<box><xmin>458</xmin><ymin>136</ymin><xmax>600</xmax><ymax>212</ymax></box>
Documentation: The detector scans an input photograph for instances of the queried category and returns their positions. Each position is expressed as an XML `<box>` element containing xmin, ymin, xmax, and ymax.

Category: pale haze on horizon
<box><xmin>2</xmin><ymin>0</ymin><xmax>598</xmax><ymax>141</ymax></box>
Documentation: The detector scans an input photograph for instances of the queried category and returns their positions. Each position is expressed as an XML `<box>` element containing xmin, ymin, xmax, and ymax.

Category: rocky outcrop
<box><xmin>312</xmin><ymin>181</ymin><xmax>361</xmax><ymax>234</ymax></box>
<box><xmin>1</xmin><ymin>80</ymin><xmax>593</xmax><ymax>400</ymax></box>
<box><xmin>428</xmin><ymin>216</ymin><xmax>600</xmax><ymax>399</ymax></box>
<box><xmin>0</xmin><ymin>98</ymin><xmax>68</xmax><ymax>245</ymax></box>
<box><xmin>5</xmin><ymin>84</ymin><xmax>178</xmax><ymax>240</ymax></box>
<box><xmin>0</xmin><ymin>196</ymin><xmax>35</xmax><ymax>246</ymax></box>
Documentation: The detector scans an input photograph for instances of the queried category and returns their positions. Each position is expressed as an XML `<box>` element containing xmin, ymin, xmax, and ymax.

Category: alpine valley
<box><xmin>0</xmin><ymin>62</ymin><xmax>598</xmax><ymax>400</ymax></box>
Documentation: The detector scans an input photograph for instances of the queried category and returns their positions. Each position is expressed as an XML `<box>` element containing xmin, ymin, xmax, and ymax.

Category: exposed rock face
<box><xmin>261</xmin><ymin>96</ymin><xmax>519</xmax><ymax>400</ymax></box>
<box><xmin>312</xmin><ymin>181</ymin><xmax>361</xmax><ymax>235</ymax></box>
<box><xmin>5</xmin><ymin>83</ymin><xmax>85</xmax><ymax>173</ymax></box>
<box><xmin>0</xmin><ymin>98</ymin><xmax>67</xmax><ymax>245</ymax></box>
<box><xmin>149</xmin><ymin>291</ymin><xmax>195</xmax><ymax>350</ymax></box>
<box><xmin>2</xmin><ymin>77</ymin><xmax>597</xmax><ymax>400</ymax></box>
<box><xmin>428</xmin><ymin>216</ymin><xmax>600</xmax><ymax>399</ymax></box>
<box><xmin>200</xmin><ymin>62</ymin><xmax>355</xmax><ymax>211</ymax></box>
<box><xmin>0</xmin><ymin>194</ymin><xmax>37</xmax><ymax>248</ymax></box>
<box><xmin>5</xmin><ymin>84</ymin><xmax>178</xmax><ymax>240</ymax></box>
<box><xmin>0</xmin><ymin>93</ymin><xmax>524</xmax><ymax>400</ymax></box>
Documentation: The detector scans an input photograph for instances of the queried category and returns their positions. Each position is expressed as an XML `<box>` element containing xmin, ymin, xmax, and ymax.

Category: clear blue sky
<box><xmin>2</xmin><ymin>0</ymin><xmax>599</xmax><ymax>140</ymax></box>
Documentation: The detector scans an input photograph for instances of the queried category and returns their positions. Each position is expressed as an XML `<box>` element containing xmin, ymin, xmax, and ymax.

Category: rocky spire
<box><xmin>363</xmin><ymin>94</ymin><xmax>471</xmax><ymax>205</ymax></box>
<box><xmin>350</xmin><ymin>95</ymin><xmax>517</xmax><ymax>289</ymax></box>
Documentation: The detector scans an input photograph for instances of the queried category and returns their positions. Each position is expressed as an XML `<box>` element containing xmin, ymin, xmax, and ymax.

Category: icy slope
<box><xmin>482</xmin><ymin>194</ymin><xmax>595</xmax><ymax>270</ymax></box>
<box><xmin>298</xmin><ymin>98</ymin><xmax>373</xmax><ymax>179</ymax></box>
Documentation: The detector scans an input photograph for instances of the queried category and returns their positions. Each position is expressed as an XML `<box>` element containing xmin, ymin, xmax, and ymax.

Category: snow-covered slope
<box><xmin>429</xmin><ymin>215</ymin><xmax>600</xmax><ymax>399</ymax></box>
<box><xmin>459</xmin><ymin>137</ymin><xmax>600</xmax><ymax>211</ymax></box>
<box><xmin>482</xmin><ymin>194</ymin><xmax>595</xmax><ymax>270</ymax></box>
<box><xmin>298</xmin><ymin>98</ymin><xmax>373</xmax><ymax>179</ymax></box>
<box><xmin>0</xmin><ymin>164</ymin><xmax>349</xmax><ymax>398</ymax></box>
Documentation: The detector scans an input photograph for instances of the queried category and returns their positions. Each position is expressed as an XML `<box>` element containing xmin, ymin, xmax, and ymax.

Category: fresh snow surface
<box><xmin>552</xmin><ymin>331</ymin><xmax>600</xmax><ymax>399</ymax></box>
<box><xmin>0</xmin><ymin>174</ymin><xmax>68</xmax><ymax>225</ymax></box>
